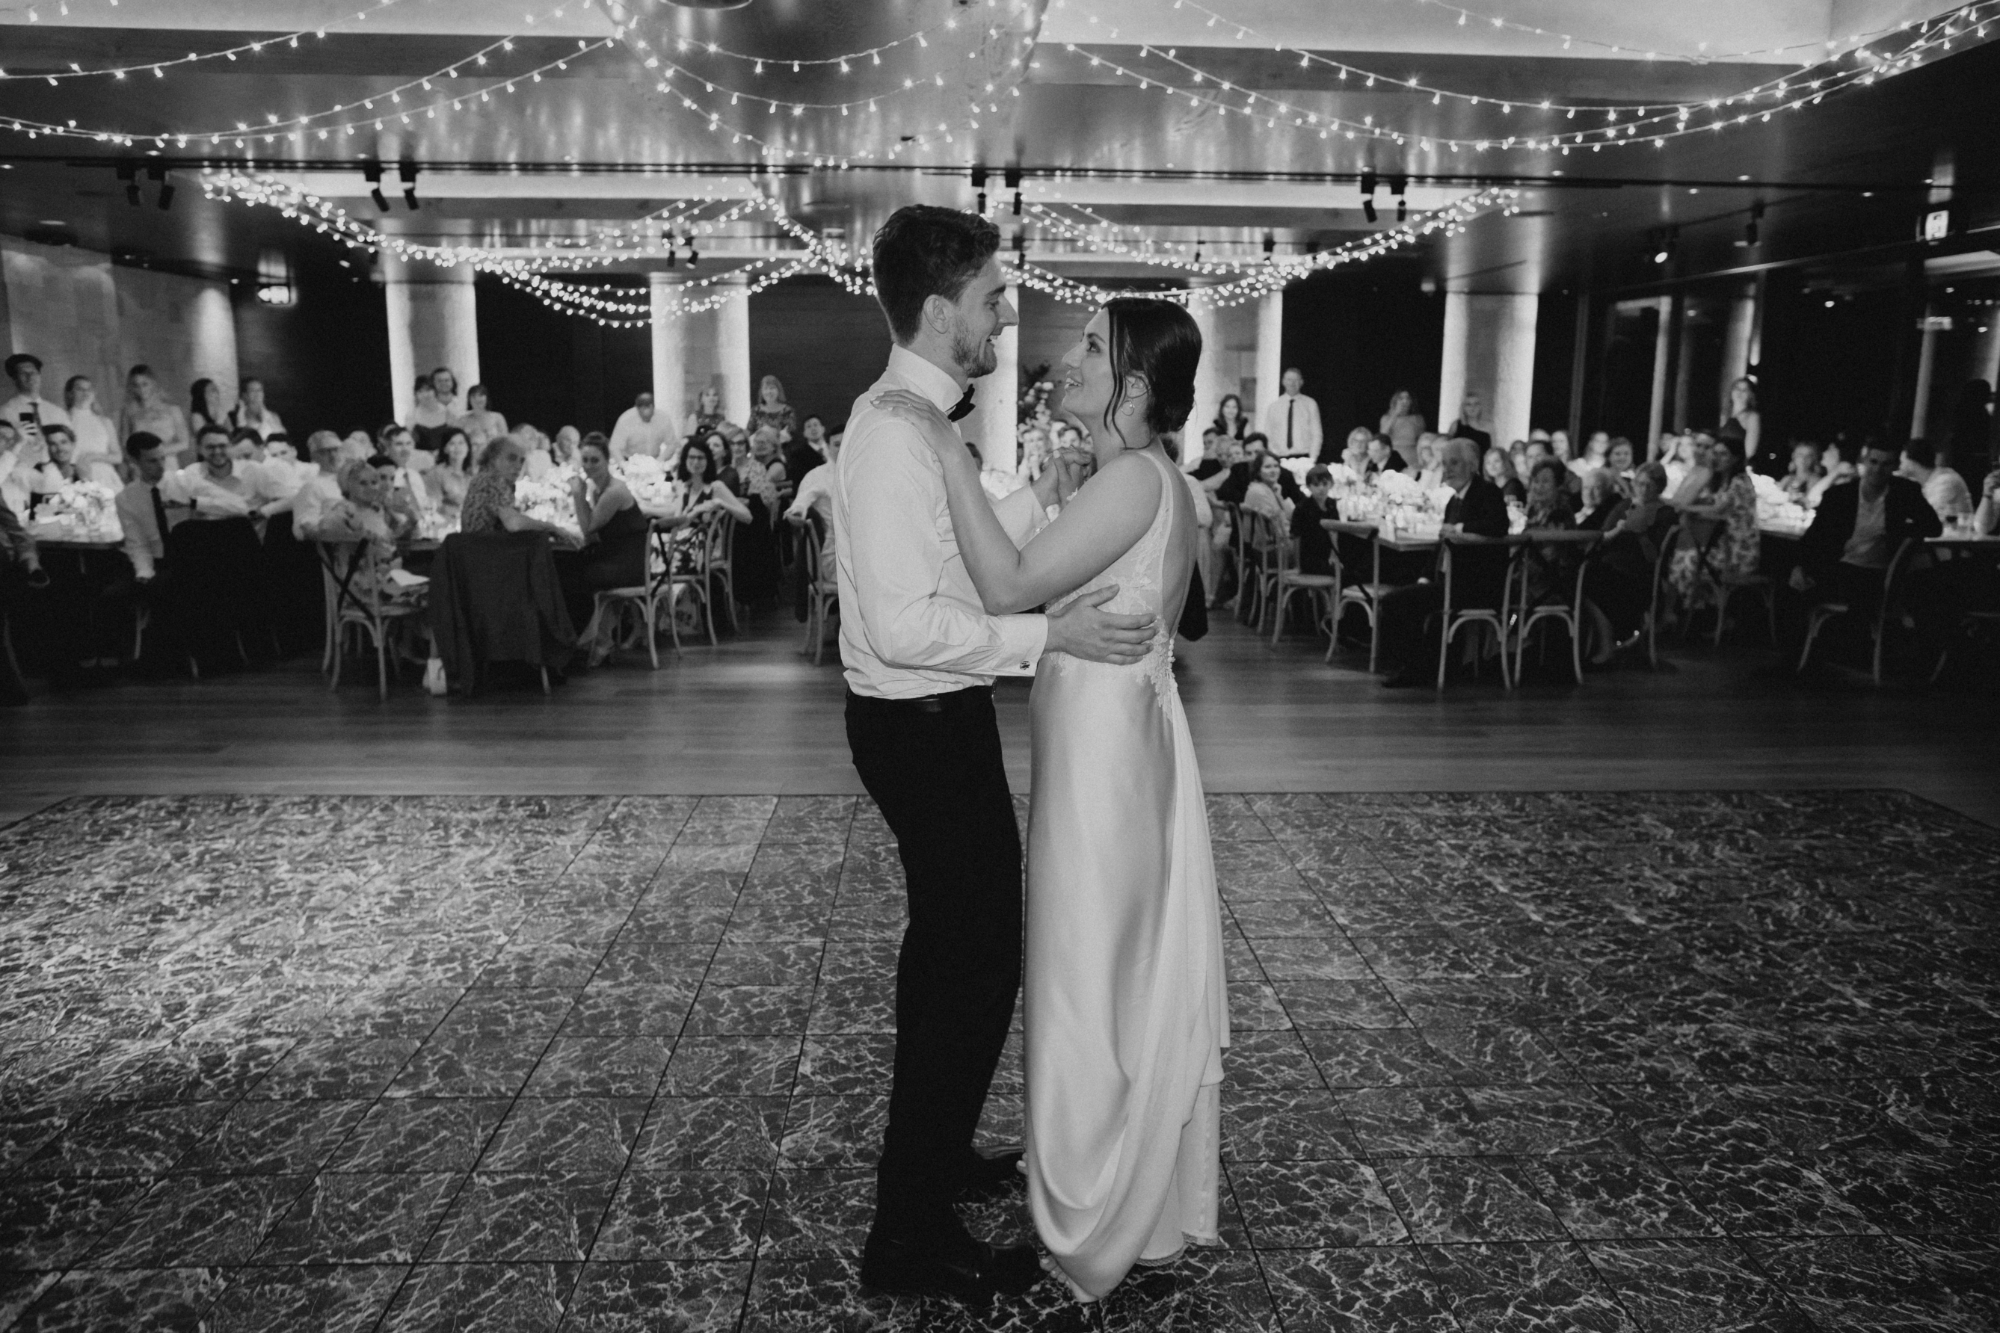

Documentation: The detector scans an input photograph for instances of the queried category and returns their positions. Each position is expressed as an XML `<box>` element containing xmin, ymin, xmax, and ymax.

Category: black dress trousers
<box><xmin>844</xmin><ymin>685</ymin><xmax>1023</xmax><ymax>1239</ymax></box>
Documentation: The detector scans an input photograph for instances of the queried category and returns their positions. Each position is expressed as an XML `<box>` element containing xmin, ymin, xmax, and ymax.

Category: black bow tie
<box><xmin>947</xmin><ymin>385</ymin><xmax>976</xmax><ymax>423</ymax></box>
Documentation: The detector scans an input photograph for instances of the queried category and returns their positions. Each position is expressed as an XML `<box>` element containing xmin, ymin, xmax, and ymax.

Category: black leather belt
<box><xmin>845</xmin><ymin>686</ymin><xmax>989</xmax><ymax>715</ymax></box>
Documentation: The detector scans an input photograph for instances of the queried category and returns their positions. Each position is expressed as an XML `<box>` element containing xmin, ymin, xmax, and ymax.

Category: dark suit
<box><xmin>1789</xmin><ymin>477</ymin><xmax>1941</xmax><ymax>661</ymax></box>
<box><xmin>1376</xmin><ymin>477</ymin><xmax>1511</xmax><ymax>679</ymax></box>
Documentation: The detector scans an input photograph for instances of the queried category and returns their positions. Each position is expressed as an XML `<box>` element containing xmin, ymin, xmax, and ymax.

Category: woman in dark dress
<box><xmin>1583</xmin><ymin>461</ymin><xmax>1677</xmax><ymax>659</ymax></box>
<box><xmin>556</xmin><ymin>433</ymin><xmax>649</xmax><ymax>657</ymax></box>
<box><xmin>721</xmin><ymin>429</ymin><xmax>782</xmax><ymax>609</ymax></box>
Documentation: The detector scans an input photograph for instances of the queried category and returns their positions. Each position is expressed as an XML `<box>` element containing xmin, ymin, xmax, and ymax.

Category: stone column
<box><xmin>1439</xmin><ymin>289</ymin><xmax>1538</xmax><ymax>450</ymax></box>
<box><xmin>1718</xmin><ymin>284</ymin><xmax>1758</xmax><ymax>413</ymax></box>
<box><xmin>649</xmin><ymin>273</ymin><xmax>686</xmax><ymax>436</ymax></box>
<box><xmin>716</xmin><ymin>275</ymin><xmax>752</xmax><ymax>426</ymax></box>
<box><xmin>1645</xmin><ymin>296</ymin><xmax>1673</xmax><ymax>458</ymax></box>
<box><xmin>1186</xmin><ymin>296</ymin><xmax>1229</xmax><ymax>470</ymax></box>
<box><xmin>383</xmin><ymin>254</ymin><xmax>478</xmax><ymax>424</ymax></box>
<box><xmin>1254</xmin><ymin>289</ymin><xmax>1285</xmax><ymax>425</ymax></box>
<box><xmin>961</xmin><ymin>282</ymin><xmax>1020</xmax><ymax>473</ymax></box>
<box><xmin>1910</xmin><ymin>309</ymin><xmax>1940</xmax><ymax>441</ymax></box>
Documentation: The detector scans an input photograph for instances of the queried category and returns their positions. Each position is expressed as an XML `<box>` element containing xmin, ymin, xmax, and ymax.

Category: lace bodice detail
<box><xmin>1045</xmin><ymin>450</ymin><xmax>1182</xmax><ymax>707</ymax></box>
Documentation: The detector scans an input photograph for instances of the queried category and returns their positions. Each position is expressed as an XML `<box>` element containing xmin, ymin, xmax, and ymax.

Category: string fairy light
<box><xmin>1043</xmin><ymin>0</ymin><xmax>2000</xmax><ymax>158</ymax></box>
<box><xmin>0</xmin><ymin>5</ymin><xmax>616</xmax><ymax>149</ymax></box>
<box><xmin>0</xmin><ymin>0</ymin><xmax>412</xmax><ymax>84</ymax></box>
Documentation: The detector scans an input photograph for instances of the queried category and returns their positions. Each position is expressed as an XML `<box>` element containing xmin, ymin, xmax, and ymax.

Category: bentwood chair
<box><xmin>1267</xmin><ymin>528</ymin><xmax>1339</xmax><ymax>645</ymax></box>
<box><xmin>1436</xmin><ymin>532</ymin><xmax>1519</xmax><ymax>691</ymax></box>
<box><xmin>706</xmin><ymin>511</ymin><xmax>740</xmax><ymax>632</ymax></box>
<box><xmin>1510</xmin><ymin>529</ymin><xmax>1602</xmax><ymax>686</ymax></box>
<box><xmin>1797</xmin><ymin>536</ymin><xmax>1921</xmax><ymax>685</ymax></box>
<box><xmin>666</xmin><ymin>510</ymin><xmax>726</xmax><ymax>647</ymax></box>
<box><xmin>1236</xmin><ymin>507</ymin><xmax>1283</xmax><ymax>628</ymax></box>
<box><xmin>1642</xmin><ymin>522</ymin><xmax>1682</xmax><ymax>669</ymax></box>
<box><xmin>319</xmin><ymin>540</ymin><xmax>427</xmax><ymax>700</ymax></box>
<box><xmin>799</xmin><ymin>510</ymin><xmax>839</xmax><ymax>666</ymax></box>
<box><xmin>1687</xmin><ymin>523</ymin><xmax>1776</xmax><ymax>647</ymax></box>
<box><xmin>588</xmin><ymin>517</ymin><xmax>681</xmax><ymax>669</ymax></box>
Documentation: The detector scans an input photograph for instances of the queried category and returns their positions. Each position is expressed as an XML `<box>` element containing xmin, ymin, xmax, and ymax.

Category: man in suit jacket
<box><xmin>1261</xmin><ymin>367</ymin><xmax>1324</xmax><ymax>459</ymax></box>
<box><xmin>1379</xmin><ymin>437</ymin><xmax>1511</xmax><ymax>686</ymax></box>
<box><xmin>1792</xmin><ymin>439</ymin><xmax>1941</xmax><ymax>613</ymax></box>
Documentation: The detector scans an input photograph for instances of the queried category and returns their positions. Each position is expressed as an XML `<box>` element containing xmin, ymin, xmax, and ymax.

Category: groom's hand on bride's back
<box><xmin>1044</xmin><ymin>585</ymin><xmax>1155</xmax><ymax>665</ymax></box>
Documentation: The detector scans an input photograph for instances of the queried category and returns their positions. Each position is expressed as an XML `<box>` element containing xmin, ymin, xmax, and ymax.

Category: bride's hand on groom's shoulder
<box><xmin>871</xmin><ymin>390</ymin><xmax>959</xmax><ymax>461</ymax></box>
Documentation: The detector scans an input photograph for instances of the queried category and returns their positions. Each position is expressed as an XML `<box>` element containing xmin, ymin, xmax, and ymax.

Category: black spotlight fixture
<box><xmin>686</xmin><ymin>241</ymin><xmax>699</xmax><ymax>267</ymax></box>
<box><xmin>1013</xmin><ymin>230</ymin><xmax>1026</xmax><ymax>260</ymax></box>
<box><xmin>1742</xmin><ymin>200</ymin><xmax>1765</xmax><ymax>247</ymax></box>
<box><xmin>117</xmin><ymin>161</ymin><xmax>140</xmax><ymax>207</ymax></box>
<box><xmin>1262</xmin><ymin>233</ymin><xmax>1276</xmax><ymax>261</ymax></box>
<box><xmin>1391</xmin><ymin>174</ymin><xmax>1409</xmax><ymax>222</ymax></box>
<box><xmin>399</xmin><ymin>161</ymin><xmax>419</xmax><ymax>210</ymax></box>
<box><xmin>148</xmin><ymin>165</ymin><xmax>174</xmax><ymax>210</ymax></box>
<box><xmin>1359</xmin><ymin>170</ymin><xmax>1378</xmax><ymax>223</ymax></box>
<box><xmin>1005</xmin><ymin>166</ymin><xmax>1022</xmax><ymax>216</ymax></box>
<box><xmin>971</xmin><ymin>165</ymin><xmax>987</xmax><ymax>215</ymax></box>
<box><xmin>1652</xmin><ymin>227</ymin><xmax>1678</xmax><ymax>266</ymax></box>
<box><xmin>363</xmin><ymin>161</ymin><xmax>389</xmax><ymax>212</ymax></box>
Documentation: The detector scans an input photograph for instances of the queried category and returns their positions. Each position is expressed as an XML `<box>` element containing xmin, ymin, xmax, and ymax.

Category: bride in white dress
<box><xmin>872</xmin><ymin>297</ymin><xmax>1228</xmax><ymax>1303</ymax></box>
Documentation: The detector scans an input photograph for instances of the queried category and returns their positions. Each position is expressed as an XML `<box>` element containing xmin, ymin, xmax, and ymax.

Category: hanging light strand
<box><xmin>0</xmin><ymin>0</ymin><xmax>420</xmax><ymax>84</ymax></box>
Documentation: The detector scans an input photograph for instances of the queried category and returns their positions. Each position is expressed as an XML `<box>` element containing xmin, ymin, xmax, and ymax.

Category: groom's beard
<box><xmin>950</xmin><ymin>322</ymin><xmax>999</xmax><ymax>379</ymax></box>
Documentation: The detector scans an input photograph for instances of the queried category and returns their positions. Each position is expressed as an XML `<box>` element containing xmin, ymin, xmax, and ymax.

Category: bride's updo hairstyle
<box><xmin>1103</xmin><ymin>297</ymin><xmax>1201</xmax><ymax>443</ymax></box>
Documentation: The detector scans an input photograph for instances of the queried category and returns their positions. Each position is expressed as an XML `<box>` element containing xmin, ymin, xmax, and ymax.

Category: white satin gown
<box><xmin>1024</xmin><ymin>447</ymin><xmax>1230</xmax><ymax>1300</ymax></box>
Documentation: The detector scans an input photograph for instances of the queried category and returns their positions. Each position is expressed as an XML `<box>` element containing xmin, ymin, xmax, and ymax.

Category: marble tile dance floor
<box><xmin>1</xmin><ymin>792</ymin><xmax>1996</xmax><ymax>1332</ymax></box>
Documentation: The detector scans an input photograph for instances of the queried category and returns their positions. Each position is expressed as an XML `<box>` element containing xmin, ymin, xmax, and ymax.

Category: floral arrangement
<box><xmin>31</xmin><ymin>478</ymin><xmax>121</xmax><ymax>540</ymax></box>
<box><xmin>516</xmin><ymin>457</ymin><xmax>690</xmax><ymax>539</ymax></box>
<box><xmin>513</xmin><ymin>470</ymin><xmax>580</xmax><ymax>539</ymax></box>
<box><xmin>619</xmin><ymin>453</ymin><xmax>688</xmax><ymax>516</ymax></box>
<box><xmin>1752</xmin><ymin>472</ymin><xmax>1811</xmax><ymax>532</ymax></box>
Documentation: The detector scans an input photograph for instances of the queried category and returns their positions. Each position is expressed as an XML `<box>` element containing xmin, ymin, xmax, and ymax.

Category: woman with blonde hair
<box><xmin>751</xmin><ymin>374</ymin><xmax>796</xmax><ymax>442</ymax></box>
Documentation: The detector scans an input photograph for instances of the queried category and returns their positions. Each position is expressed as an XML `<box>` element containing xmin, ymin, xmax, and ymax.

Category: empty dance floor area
<box><xmin>1</xmin><ymin>789</ymin><xmax>1997</xmax><ymax>1331</ymax></box>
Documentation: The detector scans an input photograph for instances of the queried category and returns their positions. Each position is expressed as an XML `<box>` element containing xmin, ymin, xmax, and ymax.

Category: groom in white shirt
<box><xmin>836</xmin><ymin>205</ymin><xmax>1155</xmax><ymax>1303</ymax></box>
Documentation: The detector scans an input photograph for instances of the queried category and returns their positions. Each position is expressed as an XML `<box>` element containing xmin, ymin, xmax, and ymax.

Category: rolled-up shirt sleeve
<box><xmin>842</xmin><ymin>423</ymin><xmax>1047</xmax><ymax>676</ymax></box>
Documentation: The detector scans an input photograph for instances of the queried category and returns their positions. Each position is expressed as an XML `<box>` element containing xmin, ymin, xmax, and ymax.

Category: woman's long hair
<box><xmin>1102</xmin><ymin>297</ymin><xmax>1201</xmax><ymax>446</ymax></box>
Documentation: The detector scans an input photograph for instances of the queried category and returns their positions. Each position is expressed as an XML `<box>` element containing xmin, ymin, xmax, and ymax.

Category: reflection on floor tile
<box><xmin>2</xmin><ymin>790</ymin><xmax>1997</xmax><ymax>1330</ymax></box>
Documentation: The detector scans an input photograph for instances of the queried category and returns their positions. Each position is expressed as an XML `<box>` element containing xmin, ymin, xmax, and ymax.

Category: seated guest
<box><xmin>1482</xmin><ymin>446</ymin><xmax>1527</xmax><ymax>504</ymax></box>
<box><xmin>24</xmin><ymin>424</ymin><xmax>120</xmax><ymax>503</ymax></box>
<box><xmin>227</xmin><ymin>426</ymin><xmax>266</xmax><ymax>462</ymax></box>
<box><xmin>556</xmin><ymin>434</ymin><xmax>650</xmax><ymax>657</ymax></box>
<box><xmin>1807</xmin><ymin>439</ymin><xmax>1856</xmax><ymax>508</ymax></box>
<box><xmin>1572</xmin><ymin>430</ymin><xmax>1611</xmax><ymax>478</ymax></box>
<box><xmin>1667</xmin><ymin>431</ymin><xmax>1717</xmax><ymax>505</ymax></box>
<box><xmin>721</xmin><ymin>428</ymin><xmax>782</xmax><ymax>607</ymax></box>
<box><xmin>1779</xmin><ymin>441</ymin><xmax>1824</xmax><ymax>504</ymax></box>
<box><xmin>175</xmin><ymin>424</ymin><xmax>260</xmax><ymax>518</ymax></box>
<box><xmin>228</xmin><ymin>376</ymin><xmax>285</xmax><ymax>443</ymax></box>
<box><xmin>1239</xmin><ymin>450</ymin><xmax>1293</xmax><ymax>529</ymax></box>
<box><xmin>315</xmin><ymin>459</ymin><xmax>426</xmax><ymax>607</ymax></box>
<box><xmin>1605</xmin><ymin>436</ymin><xmax>1637</xmax><ymax>483</ymax></box>
<box><xmin>454</xmin><ymin>383</ymin><xmax>508</xmax><ymax>451</ymax></box>
<box><xmin>432</xmin><ymin>428</ymin><xmax>473</xmax><ymax>521</ymax></box>
<box><xmin>1364</xmin><ymin>432</ymin><xmax>1404</xmax><ymax>480</ymax></box>
<box><xmin>668</xmin><ymin>435</ymin><xmax>752</xmax><ymax>578</ymax></box>
<box><xmin>750</xmin><ymin>426</ymin><xmax>792</xmax><ymax>500</ymax></box>
<box><xmin>114</xmin><ymin>433</ymin><xmax>180</xmax><ymax>583</ymax></box>
<box><xmin>403</xmin><ymin>375</ymin><xmax>451</xmax><ymax>455</ymax></box>
<box><xmin>784</xmin><ymin>429</ymin><xmax>842</xmax><ymax>535</ymax></box>
<box><xmin>1377</xmin><ymin>439</ymin><xmax>1510</xmax><ymax>687</ymax></box>
<box><xmin>1665</xmin><ymin>433</ymin><xmax>1758</xmax><ymax>616</ymax></box>
<box><xmin>1289</xmin><ymin>465</ymin><xmax>1340</xmax><ymax>576</ymax></box>
<box><xmin>379</xmin><ymin>424</ymin><xmax>439</xmax><ymax>519</ymax></box>
<box><xmin>1978</xmin><ymin>464</ymin><xmax>2000</xmax><ymax>537</ymax></box>
<box><xmin>287</xmin><ymin>431</ymin><xmax>348</xmax><ymax>537</ymax></box>
<box><xmin>784</xmin><ymin>414</ymin><xmax>831</xmax><ymax>493</ymax></box>
<box><xmin>1790</xmin><ymin>438</ymin><xmax>1941</xmax><ymax>615</ymax></box>
<box><xmin>0</xmin><ymin>487</ymin><xmax>48</xmax><ymax>702</ymax></box>
<box><xmin>459</xmin><ymin>434</ymin><xmax>572</xmax><ymax>538</ymax></box>
<box><xmin>1583</xmin><ymin>461</ymin><xmax>1677</xmax><ymax>659</ymax></box>
<box><xmin>1193</xmin><ymin>430</ymin><xmax>1242</xmax><ymax>493</ymax></box>
<box><xmin>1577</xmin><ymin>467</ymin><xmax>1629</xmax><ymax>532</ymax></box>
<box><xmin>1899</xmin><ymin>437</ymin><xmax>1973</xmax><ymax>521</ymax></box>
<box><xmin>1335</xmin><ymin>427</ymin><xmax>1374</xmax><ymax>476</ymax></box>
<box><xmin>1413</xmin><ymin>434</ymin><xmax>1444</xmax><ymax>489</ymax></box>
<box><xmin>608</xmin><ymin>391</ymin><xmax>677</xmax><ymax>460</ymax></box>
<box><xmin>1521</xmin><ymin>457</ymin><xmax>1580</xmax><ymax>608</ymax></box>
<box><xmin>551</xmin><ymin>426</ymin><xmax>582</xmax><ymax>470</ymax></box>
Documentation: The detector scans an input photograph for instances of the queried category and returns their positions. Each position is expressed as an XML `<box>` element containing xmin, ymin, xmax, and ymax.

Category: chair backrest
<box><xmin>803</xmin><ymin>509</ymin><xmax>834</xmax><ymax>589</ymax></box>
<box><xmin>1877</xmin><ymin>536</ymin><xmax>1924</xmax><ymax>625</ymax></box>
<box><xmin>705</xmin><ymin>510</ymin><xmax>737</xmax><ymax>565</ymax></box>
<box><xmin>1439</xmin><ymin>532</ymin><xmax>1517</xmax><ymax>616</ymax></box>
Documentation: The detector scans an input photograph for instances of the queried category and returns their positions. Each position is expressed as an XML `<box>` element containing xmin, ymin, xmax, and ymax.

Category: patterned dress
<box><xmin>1667</xmin><ymin>472</ymin><xmax>1758</xmax><ymax>608</ymax></box>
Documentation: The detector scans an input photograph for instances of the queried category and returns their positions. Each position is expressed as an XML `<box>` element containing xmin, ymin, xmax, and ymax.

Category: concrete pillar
<box><xmin>383</xmin><ymin>255</ymin><xmax>478</xmax><ymax>424</ymax></box>
<box><xmin>649</xmin><ymin>273</ymin><xmax>686</xmax><ymax>436</ymax></box>
<box><xmin>1254</xmin><ymin>289</ymin><xmax>1284</xmax><ymax>426</ymax></box>
<box><xmin>717</xmin><ymin>275</ymin><xmax>752</xmax><ymax>426</ymax></box>
<box><xmin>1186</xmin><ymin>296</ymin><xmax>1229</xmax><ymax>471</ymax></box>
<box><xmin>1645</xmin><ymin>296</ymin><xmax>1673</xmax><ymax>459</ymax></box>
<box><xmin>1911</xmin><ymin>310</ymin><xmax>1940</xmax><ymax>441</ymax></box>
<box><xmin>962</xmin><ymin>282</ymin><xmax>1019</xmax><ymax>473</ymax></box>
<box><xmin>1719</xmin><ymin>284</ymin><xmax>1758</xmax><ymax>414</ymax></box>
<box><xmin>1439</xmin><ymin>290</ymin><xmax>1538</xmax><ymax>451</ymax></box>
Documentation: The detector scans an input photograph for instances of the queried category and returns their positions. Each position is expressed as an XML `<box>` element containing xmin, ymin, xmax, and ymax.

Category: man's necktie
<box><xmin>1286</xmin><ymin>399</ymin><xmax>1295</xmax><ymax>452</ymax></box>
<box><xmin>947</xmin><ymin>385</ymin><xmax>976</xmax><ymax>423</ymax></box>
<box><xmin>150</xmin><ymin>484</ymin><xmax>170</xmax><ymax>543</ymax></box>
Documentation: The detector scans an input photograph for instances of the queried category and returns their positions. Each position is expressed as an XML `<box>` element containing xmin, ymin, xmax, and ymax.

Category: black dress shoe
<box><xmin>859</xmin><ymin>1231</ymin><xmax>1043</xmax><ymax>1302</ymax></box>
<box><xmin>957</xmin><ymin>1148</ymin><xmax>1025</xmax><ymax>1203</ymax></box>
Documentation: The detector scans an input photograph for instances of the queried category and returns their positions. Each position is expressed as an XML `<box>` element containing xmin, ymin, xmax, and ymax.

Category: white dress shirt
<box><xmin>290</xmin><ymin>472</ymin><xmax>344</xmax><ymax>537</ymax></box>
<box><xmin>833</xmin><ymin>345</ymin><xmax>1049</xmax><ymax>700</ymax></box>
<box><xmin>1</xmin><ymin>394</ymin><xmax>69</xmax><ymax>440</ymax></box>
<box><xmin>785</xmin><ymin>459</ymin><xmax>837</xmax><ymax>527</ymax></box>
<box><xmin>609</xmin><ymin>407</ymin><xmax>679</xmax><ymax>459</ymax></box>
<box><xmin>229</xmin><ymin>405</ymin><xmax>287</xmax><ymax>442</ymax></box>
<box><xmin>115</xmin><ymin>478</ymin><xmax>175</xmax><ymax>578</ymax></box>
<box><xmin>1261</xmin><ymin>392</ymin><xmax>1324</xmax><ymax>459</ymax></box>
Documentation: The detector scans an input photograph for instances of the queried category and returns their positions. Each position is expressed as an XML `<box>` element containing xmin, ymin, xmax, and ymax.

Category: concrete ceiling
<box><xmin>0</xmin><ymin>0</ymin><xmax>1991</xmax><ymax>299</ymax></box>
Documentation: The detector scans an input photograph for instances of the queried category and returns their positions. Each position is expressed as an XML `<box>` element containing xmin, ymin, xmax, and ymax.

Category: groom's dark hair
<box><xmin>872</xmin><ymin>205</ymin><xmax>1001</xmax><ymax>344</ymax></box>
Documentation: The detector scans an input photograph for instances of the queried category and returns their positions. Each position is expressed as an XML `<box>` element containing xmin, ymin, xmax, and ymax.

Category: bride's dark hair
<box><xmin>1103</xmin><ymin>297</ymin><xmax>1201</xmax><ymax>441</ymax></box>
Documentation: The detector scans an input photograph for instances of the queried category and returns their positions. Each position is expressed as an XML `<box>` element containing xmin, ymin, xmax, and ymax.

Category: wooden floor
<box><xmin>4</xmin><ymin>608</ymin><xmax>1997</xmax><ymax>828</ymax></box>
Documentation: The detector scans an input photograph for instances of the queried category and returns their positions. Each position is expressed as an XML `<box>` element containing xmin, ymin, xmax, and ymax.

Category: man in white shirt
<box><xmin>836</xmin><ymin>205</ymin><xmax>1153</xmax><ymax>1305</ymax></box>
<box><xmin>1</xmin><ymin>354</ymin><xmax>70</xmax><ymax>452</ymax></box>
<box><xmin>287</xmin><ymin>432</ymin><xmax>347</xmax><ymax>538</ymax></box>
<box><xmin>608</xmin><ymin>391</ymin><xmax>678</xmax><ymax>460</ymax></box>
<box><xmin>1900</xmin><ymin>437</ymin><xmax>1974</xmax><ymax>520</ymax></box>
<box><xmin>379</xmin><ymin>425</ymin><xmax>438</xmax><ymax>518</ymax></box>
<box><xmin>785</xmin><ymin>432</ymin><xmax>840</xmax><ymax>533</ymax></box>
<box><xmin>1260</xmin><ymin>366</ymin><xmax>1323</xmax><ymax>459</ymax></box>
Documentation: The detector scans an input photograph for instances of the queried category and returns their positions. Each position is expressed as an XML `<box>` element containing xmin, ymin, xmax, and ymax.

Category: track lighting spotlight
<box><xmin>1744</xmin><ymin>201</ymin><xmax>1765</xmax><ymax>246</ymax></box>
<box><xmin>971</xmin><ymin>165</ymin><xmax>987</xmax><ymax>214</ymax></box>
<box><xmin>686</xmin><ymin>243</ymin><xmax>698</xmax><ymax>267</ymax></box>
<box><xmin>399</xmin><ymin>161</ymin><xmax>419</xmax><ymax>210</ymax></box>
<box><xmin>1262</xmin><ymin>233</ymin><xmax>1276</xmax><ymax>261</ymax></box>
<box><xmin>117</xmin><ymin>161</ymin><xmax>140</xmax><ymax>207</ymax></box>
<box><xmin>148</xmin><ymin>165</ymin><xmax>174</xmax><ymax>210</ymax></box>
<box><xmin>1653</xmin><ymin>227</ymin><xmax>1678</xmax><ymax>265</ymax></box>
<box><xmin>1360</xmin><ymin>171</ymin><xmax>1378</xmax><ymax>224</ymax></box>
<box><xmin>1392</xmin><ymin>174</ymin><xmax>1408</xmax><ymax>222</ymax></box>
<box><xmin>363</xmin><ymin>162</ymin><xmax>388</xmax><ymax>213</ymax></box>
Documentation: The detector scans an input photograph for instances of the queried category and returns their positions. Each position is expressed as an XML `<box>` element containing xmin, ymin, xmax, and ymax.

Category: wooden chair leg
<box><xmin>375</xmin><ymin>624</ymin><xmax>389</xmax><ymax>702</ymax></box>
<box><xmin>644</xmin><ymin>596</ymin><xmax>660</xmax><ymax>670</ymax></box>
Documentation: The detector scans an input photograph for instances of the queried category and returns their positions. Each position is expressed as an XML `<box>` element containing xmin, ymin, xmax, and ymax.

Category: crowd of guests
<box><xmin>0</xmin><ymin>353</ymin><xmax>851</xmax><ymax>699</ymax></box>
<box><xmin>1188</xmin><ymin>374</ymin><xmax>2000</xmax><ymax>686</ymax></box>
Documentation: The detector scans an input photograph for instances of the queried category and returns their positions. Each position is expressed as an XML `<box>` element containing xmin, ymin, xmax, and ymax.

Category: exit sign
<box><xmin>1923</xmin><ymin>209</ymin><xmax>1951</xmax><ymax>242</ymax></box>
